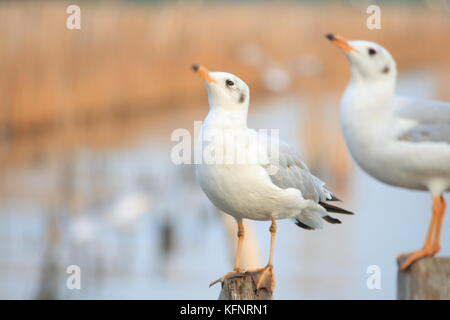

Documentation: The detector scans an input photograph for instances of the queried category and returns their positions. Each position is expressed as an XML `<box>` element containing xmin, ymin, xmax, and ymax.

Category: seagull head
<box><xmin>326</xmin><ymin>34</ymin><xmax>397</xmax><ymax>84</ymax></box>
<box><xmin>191</xmin><ymin>64</ymin><xmax>250</xmax><ymax>110</ymax></box>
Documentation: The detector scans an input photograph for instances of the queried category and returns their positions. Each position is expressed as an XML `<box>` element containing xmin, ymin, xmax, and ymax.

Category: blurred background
<box><xmin>1</xmin><ymin>0</ymin><xmax>450</xmax><ymax>299</ymax></box>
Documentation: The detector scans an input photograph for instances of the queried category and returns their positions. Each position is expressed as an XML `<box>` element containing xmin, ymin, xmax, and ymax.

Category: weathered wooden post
<box><xmin>219</xmin><ymin>274</ymin><xmax>272</xmax><ymax>300</ymax></box>
<box><xmin>397</xmin><ymin>257</ymin><xmax>450</xmax><ymax>299</ymax></box>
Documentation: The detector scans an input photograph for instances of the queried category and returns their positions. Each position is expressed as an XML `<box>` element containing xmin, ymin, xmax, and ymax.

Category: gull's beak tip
<box><xmin>191</xmin><ymin>64</ymin><xmax>200</xmax><ymax>72</ymax></box>
<box><xmin>326</xmin><ymin>33</ymin><xmax>354</xmax><ymax>52</ymax></box>
<box><xmin>325</xmin><ymin>33</ymin><xmax>335</xmax><ymax>41</ymax></box>
<box><xmin>191</xmin><ymin>64</ymin><xmax>214</xmax><ymax>83</ymax></box>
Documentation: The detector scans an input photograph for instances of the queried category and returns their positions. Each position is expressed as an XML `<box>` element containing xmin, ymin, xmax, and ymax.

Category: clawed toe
<box><xmin>246</xmin><ymin>265</ymin><xmax>275</xmax><ymax>292</ymax></box>
<box><xmin>209</xmin><ymin>265</ymin><xmax>275</xmax><ymax>292</ymax></box>
<box><xmin>209</xmin><ymin>269</ymin><xmax>244</xmax><ymax>287</ymax></box>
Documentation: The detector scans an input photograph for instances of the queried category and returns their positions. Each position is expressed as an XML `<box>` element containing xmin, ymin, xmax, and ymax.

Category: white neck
<box><xmin>203</xmin><ymin>106</ymin><xmax>249</xmax><ymax>130</ymax></box>
<box><xmin>351</xmin><ymin>74</ymin><xmax>396</xmax><ymax>96</ymax></box>
<box><xmin>340</xmin><ymin>76</ymin><xmax>397</xmax><ymax>149</ymax></box>
<box><xmin>343</xmin><ymin>76</ymin><xmax>396</xmax><ymax>115</ymax></box>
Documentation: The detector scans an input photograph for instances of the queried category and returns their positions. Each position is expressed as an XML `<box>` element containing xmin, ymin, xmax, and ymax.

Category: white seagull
<box><xmin>191</xmin><ymin>64</ymin><xmax>352</xmax><ymax>292</ymax></box>
<box><xmin>326</xmin><ymin>34</ymin><xmax>450</xmax><ymax>270</ymax></box>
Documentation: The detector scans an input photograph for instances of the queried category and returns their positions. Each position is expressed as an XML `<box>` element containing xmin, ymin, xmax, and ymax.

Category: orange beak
<box><xmin>325</xmin><ymin>33</ymin><xmax>356</xmax><ymax>52</ymax></box>
<box><xmin>191</xmin><ymin>64</ymin><xmax>215</xmax><ymax>84</ymax></box>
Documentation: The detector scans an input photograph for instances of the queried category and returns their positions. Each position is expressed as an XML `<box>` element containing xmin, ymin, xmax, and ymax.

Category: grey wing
<box><xmin>395</xmin><ymin>96</ymin><xmax>450</xmax><ymax>143</ymax></box>
<box><xmin>259</xmin><ymin>135</ymin><xmax>332</xmax><ymax>202</ymax></box>
<box><xmin>398</xmin><ymin>123</ymin><xmax>450</xmax><ymax>144</ymax></box>
<box><xmin>395</xmin><ymin>96</ymin><xmax>450</xmax><ymax>124</ymax></box>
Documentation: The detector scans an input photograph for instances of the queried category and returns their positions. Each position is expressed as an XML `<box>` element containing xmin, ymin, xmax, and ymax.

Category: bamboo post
<box><xmin>218</xmin><ymin>274</ymin><xmax>272</xmax><ymax>300</ymax></box>
<box><xmin>397</xmin><ymin>257</ymin><xmax>450</xmax><ymax>300</ymax></box>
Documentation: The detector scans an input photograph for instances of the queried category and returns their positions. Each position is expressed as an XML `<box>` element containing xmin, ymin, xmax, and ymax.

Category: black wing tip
<box><xmin>323</xmin><ymin>215</ymin><xmax>342</xmax><ymax>224</ymax></box>
<box><xmin>319</xmin><ymin>201</ymin><xmax>354</xmax><ymax>215</ymax></box>
<box><xmin>294</xmin><ymin>219</ymin><xmax>315</xmax><ymax>230</ymax></box>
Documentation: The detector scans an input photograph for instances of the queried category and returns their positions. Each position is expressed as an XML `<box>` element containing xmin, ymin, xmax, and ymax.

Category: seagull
<box><xmin>326</xmin><ymin>34</ymin><xmax>450</xmax><ymax>270</ymax></box>
<box><xmin>191</xmin><ymin>64</ymin><xmax>352</xmax><ymax>292</ymax></box>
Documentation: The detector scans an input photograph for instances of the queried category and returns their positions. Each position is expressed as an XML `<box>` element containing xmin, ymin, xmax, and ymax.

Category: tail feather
<box><xmin>293</xmin><ymin>199</ymin><xmax>352</xmax><ymax>230</ymax></box>
<box><xmin>319</xmin><ymin>202</ymin><xmax>353</xmax><ymax>215</ymax></box>
<box><xmin>294</xmin><ymin>219</ymin><xmax>315</xmax><ymax>230</ymax></box>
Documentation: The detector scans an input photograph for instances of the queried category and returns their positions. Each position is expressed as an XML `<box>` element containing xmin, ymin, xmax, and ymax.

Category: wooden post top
<box><xmin>398</xmin><ymin>257</ymin><xmax>450</xmax><ymax>300</ymax></box>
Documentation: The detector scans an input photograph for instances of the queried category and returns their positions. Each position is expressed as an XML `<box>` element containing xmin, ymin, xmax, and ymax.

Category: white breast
<box><xmin>340</xmin><ymin>90</ymin><xmax>450</xmax><ymax>194</ymax></box>
<box><xmin>195</xmin><ymin>125</ymin><xmax>302</xmax><ymax>221</ymax></box>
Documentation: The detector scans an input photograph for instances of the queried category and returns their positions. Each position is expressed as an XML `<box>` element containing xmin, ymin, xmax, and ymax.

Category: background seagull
<box><xmin>326</xmin><ymin>34</ymin><xmax>450</xmax><ymax>270</ymax></box>
<box><xmin>191</xmin><ymin>64</ymin><xmax>352</xmax><ymax>292</ymax></box>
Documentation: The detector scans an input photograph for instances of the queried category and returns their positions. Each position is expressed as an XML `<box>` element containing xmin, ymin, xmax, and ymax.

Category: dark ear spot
<box><xmin>382</xmin><ymin>66</ymin><xmax>390</xmax><ymax>74</ymax></box>
<box><xmin>239</xmin><ymin>93</ymin><xmax>245</xmax><ymax>103</ymax></box>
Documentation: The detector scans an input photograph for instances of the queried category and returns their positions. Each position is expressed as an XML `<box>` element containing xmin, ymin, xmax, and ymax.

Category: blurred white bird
<box><xmin>236</xmin><ymin>43</ymin><xmax>323</xmax><ymax>93</ymax></box>
<box><xmin>327</xmin><ymin>34</ymin><xmax>450</xmax><ymax>270</ymax></box>
<box><xmin>191</xmin><ymin>64</ymin><xmax>352</xmax><ymax>292</ymax></box>
<box><xmin>108</xmin><ymin>192</ymin><xmax>152</xmax><ymax>231</ymax></box>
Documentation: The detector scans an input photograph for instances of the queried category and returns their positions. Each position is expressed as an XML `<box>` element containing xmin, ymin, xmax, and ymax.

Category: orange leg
<box><xmin>246</xmin><ymin>217</ymin><xmax>276</xmax><ymax>292</ymax></box>
<box><xmin>209</xmin><ymin>219</ymin><xmax>245</xmax><ymax>287</ymax></box>
<box><xmin>235</xmin><ymin>219</ymin><xmax>244</xmax><ymax>271</ymax></box>
<box><xmin>269</xmin><ymin>217</ymin><xmax>276</xmax><ymax>266</ymax></box>
<box><xmin>399</xmin><ymin>196</ymin><xmax>446</xmax><ymax>270</ymax></box>
<box><xmin>210</xmin><ymin>218</ymin><xmax>277</xmax><ymax>293</ymax></box>
<box><xmin>431</xmin><ymin>196</ymin><xmax>446</xmax><ymax>255</ymax></box>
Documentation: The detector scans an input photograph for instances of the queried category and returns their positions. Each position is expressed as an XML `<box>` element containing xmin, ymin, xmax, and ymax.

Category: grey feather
<box><xmin>395</xmin><ymin>96</ymin><xmax>450</xmax><ymax>124</ymax></box>
<box><xmin>398</xmin><ymin>123</ymin><xmax>450</xmax><ymax>144</ymax></box>
<box><xmin>259</xmin><ymin>136</ymin><xmax>333</xmax><ymax>202</ymax></box>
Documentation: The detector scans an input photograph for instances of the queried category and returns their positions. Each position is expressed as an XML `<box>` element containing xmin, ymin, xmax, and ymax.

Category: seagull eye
<box><xmin>225</xmin><ymin>79</ymin><xmax>235</xmax><ymax>87</ymax></box>
<box><xmin>368</xmin><ymin>48</ymin><xmax>377</xmax><ymax>56</ymax></box>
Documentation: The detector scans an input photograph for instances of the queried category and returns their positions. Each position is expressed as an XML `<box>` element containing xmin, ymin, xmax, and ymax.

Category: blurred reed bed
<box><xmin>1</xmin><ymin>2</ymin><xmax>450</xmax><ymax>171</ymax></box>
<box><xmin>1</xmin><ymin>2</ymin><xmax>449</xmax><ymax>299</ymax></box>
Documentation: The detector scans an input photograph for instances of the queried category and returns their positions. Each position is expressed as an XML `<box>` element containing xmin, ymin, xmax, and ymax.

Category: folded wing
<box><xmin>260</xmin><ymin>136</ymin><xmax>331</xmax><ymax>202</ymax></box>
<box><xmin>395</xmin><ymin>96</ymin><xmax>450</xmax><ymax>144</ymax></box>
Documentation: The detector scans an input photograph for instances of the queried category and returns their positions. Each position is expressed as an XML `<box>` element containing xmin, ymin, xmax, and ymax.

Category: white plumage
<box><xmin>327</xmin><ymin>34</ymin><xmax>450</xmax><ymax>270</ymax></box>
<box><xmin>191</xmin><ymin>64</ymin><xmax>351</xmax><ymax>292</ymax></box>
<box><xmin>194</xmin><ymin>69</ymin><xmax>345</xmax><ymax>228</ymax></box>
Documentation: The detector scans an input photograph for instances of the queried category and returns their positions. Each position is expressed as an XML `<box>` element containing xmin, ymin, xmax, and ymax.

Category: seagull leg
<box><xmin>398</xmin><ymin>196</ymin><xmax>446</xmax><ymax>270</ymax></box>
<box><xmin>209</xmin><ymin>219</ymin><xmax>245</xmax><ymax>287</ymax></box>
<box><xmin>235</xmin><ymin>219</ymin><xmax>244</xmax><ymax>271</ymax></box>
<box><xmin>246</xmin><ymin>217</ymin><xmax>276</xmax><ymax>292</ymax></box>
<box><xmin>431</xmin><ymin>196</ymin><xmax>446</xmax><ymax>255</ymax></box>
